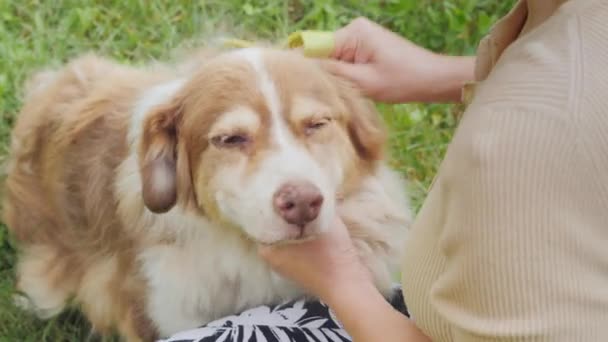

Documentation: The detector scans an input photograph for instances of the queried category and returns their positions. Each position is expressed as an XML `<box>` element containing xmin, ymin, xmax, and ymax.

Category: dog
<box><xmin>2</xmin><ymin>45</ymin><xmax>412</xmax><ymax>341</ymax></box>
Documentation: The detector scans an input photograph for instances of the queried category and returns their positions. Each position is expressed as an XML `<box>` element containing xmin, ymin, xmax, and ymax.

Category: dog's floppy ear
<box><xmin>140</xmin><ymin>97</ymin><xmax>186</xmax><ymax>213</ymax></box>
<box><xmin>335</xmin><ymin>78</ymin><xmax>387</xmax><ymax>161</ymax></box>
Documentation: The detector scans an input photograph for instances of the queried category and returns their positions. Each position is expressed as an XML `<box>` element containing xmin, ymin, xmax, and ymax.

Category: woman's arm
<box><xmin>424</xmin><ymin>55</ymin><xmax>476</xmax><ymax>103</ymax></box>
<box><xmin>325</xmin><ymin>280</ymin><xmax>431</xmax><ymax>341</ymax></box>
<box><xmin>322</xmin><ymin>17</ymin><xmax>475</xmax><ymax>104</ymax></box>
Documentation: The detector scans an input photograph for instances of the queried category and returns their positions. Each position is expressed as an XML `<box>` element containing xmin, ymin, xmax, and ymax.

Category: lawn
<box><xmin>0</xmin><ymin>1</ymin><xmax>515</xmax><ymax>340</ymax></box>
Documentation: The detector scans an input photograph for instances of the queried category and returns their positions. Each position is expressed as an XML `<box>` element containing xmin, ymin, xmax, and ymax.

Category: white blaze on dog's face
<box><xmin>140</xmin><ymin>48</ymin><xmax>386</xmax><ymax>244</ymax></box>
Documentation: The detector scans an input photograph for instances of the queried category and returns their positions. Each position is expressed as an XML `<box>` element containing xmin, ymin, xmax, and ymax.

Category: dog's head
<box><xmin>139</xmin><ymin>48</ymin><xmax>385</xmax><ymax>244</ymax></box>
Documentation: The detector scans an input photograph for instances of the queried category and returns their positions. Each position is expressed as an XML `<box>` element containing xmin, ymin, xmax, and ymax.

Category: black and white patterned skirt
<box><xmin>159</xmin><ymin>286</ymin><xmax>407</xmax><ymax>342</ymax></box>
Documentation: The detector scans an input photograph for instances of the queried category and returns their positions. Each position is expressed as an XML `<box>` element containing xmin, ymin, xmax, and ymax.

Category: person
<box><xmin>164</xmin><ymin>1</ymin><xmax>608</xmax><ymax>341</ymax></box>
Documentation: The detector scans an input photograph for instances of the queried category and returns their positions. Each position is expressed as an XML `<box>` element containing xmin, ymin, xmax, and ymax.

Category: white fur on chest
<box><xmin>139</xmin><ymin>225</ymin><xmax>300</xmax><ymax>336</ymax></box>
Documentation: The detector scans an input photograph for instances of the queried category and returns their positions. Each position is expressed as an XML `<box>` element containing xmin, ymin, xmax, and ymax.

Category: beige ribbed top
<box><xmin>401</xmin><ymin>0</ymin><xmax>608</xmax><ymax>341</ymax></box>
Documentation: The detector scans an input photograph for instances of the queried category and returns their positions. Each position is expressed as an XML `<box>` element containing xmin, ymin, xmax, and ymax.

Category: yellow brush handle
<box><xmin>286</xmin><ymin>30</ymin><xmax>335</xmax><ymax>58</ymax></box>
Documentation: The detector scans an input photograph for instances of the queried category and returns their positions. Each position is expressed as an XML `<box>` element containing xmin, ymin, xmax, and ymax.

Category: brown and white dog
<box><xmin>2</xmin><ymin>46</ymin><xmax>411</xmax><ymax>341</ymax></box>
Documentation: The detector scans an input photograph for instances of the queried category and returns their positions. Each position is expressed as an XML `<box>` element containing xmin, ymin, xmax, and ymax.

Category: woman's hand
<box><xmin>259</xmin><ymin>217</ymin><xmax>432</xmax><ymax>342</ymax></box>
<box><xmin>324</xmin><ymin>17</ymin><xmax>475</xmax><ymax>103</ymax></box>
<box><xmin>258</xmin><ymin>216</ymin><xmax>372</xmax><ymax>303</ymax></box>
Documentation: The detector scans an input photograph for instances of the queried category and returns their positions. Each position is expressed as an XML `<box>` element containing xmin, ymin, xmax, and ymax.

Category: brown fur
<box><xmin>4</xmin><ymin>55</ymin><xmax>164</xmax><ymax>340</ymax></box>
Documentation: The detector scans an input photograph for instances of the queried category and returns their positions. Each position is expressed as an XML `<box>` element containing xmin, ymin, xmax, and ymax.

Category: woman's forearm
<box><xmin>420</xmin><ymin>55</ymin><xmax>476</xmax><ymax>103</ymax></box>
<box><xmin>324</xmin><ymin>281</ymin><xmax>432</xmax><ymax>341</ymax></box>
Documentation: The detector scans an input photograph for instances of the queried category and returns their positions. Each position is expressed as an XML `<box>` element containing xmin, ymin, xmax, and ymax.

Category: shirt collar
<box><xmin>474</xmin><ymin>0</ymin><xmax>569</xmax><ymax>81</ymax></box>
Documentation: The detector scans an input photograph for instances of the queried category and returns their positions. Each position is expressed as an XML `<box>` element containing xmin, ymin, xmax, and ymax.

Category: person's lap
<box><xmin>160</xmin><ymin>286</ymin><xmax>407</xmax><ymax>342</ymax></box>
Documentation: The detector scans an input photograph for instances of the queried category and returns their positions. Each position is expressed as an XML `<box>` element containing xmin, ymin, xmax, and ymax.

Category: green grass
<box><xmin>0</xmin><ymin>1</ymin><xmax>516</xmax><ymax>340</ymax></box>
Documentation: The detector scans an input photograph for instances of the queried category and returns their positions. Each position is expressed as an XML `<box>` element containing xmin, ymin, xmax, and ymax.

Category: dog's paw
<box><xmin>12</xmin><ymin>293</ymin><xmax>62</xmax><ymax>319</ymax></box>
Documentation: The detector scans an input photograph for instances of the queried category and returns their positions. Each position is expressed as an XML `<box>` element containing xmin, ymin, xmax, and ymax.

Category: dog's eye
<box><xmin>305</xmin><ymin>118</ymin><xmax>331</xmax><ymax>135</ymax></box>
<box><xmin>211</xmin><ymin>134</ymin><xmax>250</xmax><ymax>148</ymax></box>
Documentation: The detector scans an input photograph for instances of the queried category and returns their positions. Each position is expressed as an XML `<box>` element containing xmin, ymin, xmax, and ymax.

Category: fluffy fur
<box><xmin>2</xmin><ymin>46</ymin><xmax>412</xmax><ymax>341</ymax></box>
